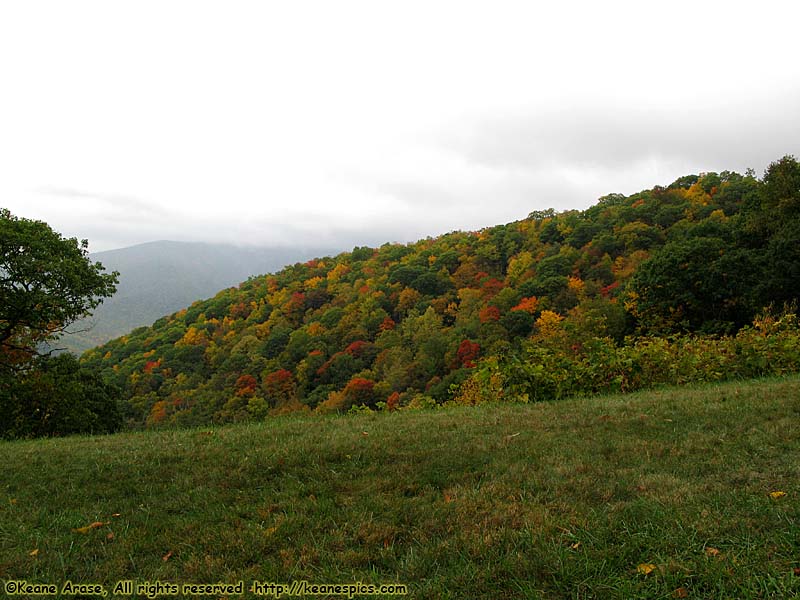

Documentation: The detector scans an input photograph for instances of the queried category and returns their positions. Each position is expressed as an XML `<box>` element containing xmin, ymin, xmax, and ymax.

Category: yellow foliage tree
<box><xmin>506</xmin><ymin>251</ymin><xmax>534</xmax><ymax>286</ymax></box>
<box><xmin>397</xmin><ymin>288</ymin><xmax>422</xmax><ymax>313</ymax></box>
<box><xmin>327</xmin><ymin>263</ymin><xmax>350</xmax><ymax>283</ymax></box>
<box><xmin>567</xmin><ymin>276</ymin><xmax>585</xmax><ymax>298</ymax></box>
<box><xmin>535</xmin><ymin>310</ymin><xmax>564</xmax><ymax>338</ymax></box>
<box><xmin>305</xmin><ymin>276</ymin><xmax>324</xmax><ymax>290</ymax></box>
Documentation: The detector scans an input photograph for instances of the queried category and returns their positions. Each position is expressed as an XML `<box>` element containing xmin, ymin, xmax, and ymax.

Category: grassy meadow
<box><xmin>2</xmin><ymin>376</ymin><xmax>799</xmax><ymax>599</ymax></box>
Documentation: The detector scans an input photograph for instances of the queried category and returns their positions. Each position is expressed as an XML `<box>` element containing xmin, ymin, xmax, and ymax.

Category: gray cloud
<box><xmin>37</xmin><ymin>187</ymin><xmax>167</xmax><ymax>217</ymax></box>
<box><xmin>437</xmin><ymin>87</ymin><xmax>800</xmax><ymax>177</ymax></box>
<box><xmin>24</xmin><ymin>88</ymin><xmax>800</xmax><ymax>254</ymax></box>
<box><xmin>342</xmin><ymin>87</ymin><xmax>800</xmax><ymax>229</ymax></box>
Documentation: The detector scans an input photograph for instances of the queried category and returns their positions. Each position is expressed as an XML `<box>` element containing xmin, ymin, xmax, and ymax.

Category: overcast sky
<box><xmin>1</xmin><ymin>1</ymin><xmax>799</xmax><ymax>252</ymax></box>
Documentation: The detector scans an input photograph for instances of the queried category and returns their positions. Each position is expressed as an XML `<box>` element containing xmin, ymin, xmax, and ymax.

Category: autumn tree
<box><xmin>455</xmin><ymin>339</ymin><xmax>480</xmax><ymax>368</ymax></box>
<box><xmin>342</xmin><ymin>377</ymin><xmax>378</xmax><ymax>407</ymax></box>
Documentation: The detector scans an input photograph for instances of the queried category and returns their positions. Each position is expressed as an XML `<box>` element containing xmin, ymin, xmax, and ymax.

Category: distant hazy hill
<box><xmin>60</xmin><ymin>241</ymin><xmax>338</xmax><ymax>354</ymax></box>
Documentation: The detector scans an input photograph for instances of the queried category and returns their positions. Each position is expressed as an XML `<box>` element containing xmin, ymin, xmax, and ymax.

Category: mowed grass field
<box><xmin>2</xmin><ymin>376</ymin><xmax>799</xmax><ymax>599</ymax></box>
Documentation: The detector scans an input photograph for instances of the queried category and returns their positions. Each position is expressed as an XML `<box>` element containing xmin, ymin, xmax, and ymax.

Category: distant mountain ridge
<box><xmin>60</xmin><ymin>240</ymin><xmax>339</xmax><ymax>354</ymax></box>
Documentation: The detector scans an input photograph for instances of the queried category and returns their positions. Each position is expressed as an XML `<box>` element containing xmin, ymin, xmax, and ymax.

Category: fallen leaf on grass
<box><xmin>504</xmin><ymin>432</ymin><xmax>521</xmax><ymax>442</ymax></box>
<box><xmin>570</xmin><ymin>541</ymin><xmax>581</xmax><ymax>550</ymax></box>
<box><xmin>72</xmin><ymin>521</ymin><xmax>109</xmax><ymax>534</ymax></box>
<box><xmin>162</xmin><ymin>550</ymin><xmax>173</xmax><ymax>561</ymax></box>
<box><xmin>443</xmin><ymin>493</ymin><xmax>453</xmax><ymax>504</ymax></box>
<box><xmin>111</xmin><ymin>513</ymin><xmax>121</xmax><ymax>518</ymax></box>
<box><xmin>637</xmin><ymin>563</ymin><xmax>657</xmax><ymax>575</ymax></box>
<box><xmin>29</xmin><ymin>549</ymin><xmax>39</xmax><ymax>557</ymax></box>
<box><xmin>106</xmin><ymin>533</ymin><xmax>114</xmax><ymax>541</ymax></box>
<box><xmin>705</xmin><ymin>547</ymin><xmax>720</xmax><ymax>557</ymax></box>
<box><xmin>361</xmin><ymin>431</ymin><xmax>369</xmax><ymax>437</ymax></box>
<box><xmin>673</xmin><ymin>587</ymin><xmax>689</xmax><ymax>598</ymax></box>
<box><xmin>769</xmin><ymin>491</ymin><xmax>787</xmax><ymax>499</ymax></box>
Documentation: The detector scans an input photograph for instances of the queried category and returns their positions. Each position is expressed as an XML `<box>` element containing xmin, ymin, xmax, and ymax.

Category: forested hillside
<box><xmin>82</xmin><ymin>157</ymin><xmax>800</xmax><ymax>427</ymax></box>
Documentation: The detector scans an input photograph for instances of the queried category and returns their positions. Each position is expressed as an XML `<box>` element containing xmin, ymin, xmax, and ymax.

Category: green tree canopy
<box><xmin>0</xmin><ymin>353</ymin><xmax>122</xmax><ymax>438</ymax></box>
<box><xmin>761</xmin><ymin>155</ymin><xmax>800</xmax><ymax>217</ymax></box>
<box><xmin>0</xmin><ymin>208</ymin><xmax>118</xmax><ymax>370</ymax></box>
<box><xmin>628</xmin><ymin>237</ymin><xmax>759</xmax><ymax>333</ymax></box>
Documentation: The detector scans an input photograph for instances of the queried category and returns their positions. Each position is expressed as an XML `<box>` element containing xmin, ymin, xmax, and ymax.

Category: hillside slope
<box><xmin>59</xmin><ymin>241</ymin><xmax>338</xmax><ymax>353</ymax></box>
<box><xmin>82</xmin><ymin>158</ymin><xmax>800</xmax><ymax>427</ymax></box>
<box><xmin>2</xmin><ymin>377</ymin><xmax>798</xmax><ymax>598</ymax></box>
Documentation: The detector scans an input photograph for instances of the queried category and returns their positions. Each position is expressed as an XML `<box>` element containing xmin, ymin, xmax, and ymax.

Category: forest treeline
<box><xmin>81</xmin><ymin>156</ymin><xmax>800</xmax><ymax>428</ymax></box>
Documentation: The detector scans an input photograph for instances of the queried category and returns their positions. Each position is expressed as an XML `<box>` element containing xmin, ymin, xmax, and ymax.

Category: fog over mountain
<box><xmin>59</xmin><ymin>240</ymin><xmax>340</xmax><ymax>354</ymax></box>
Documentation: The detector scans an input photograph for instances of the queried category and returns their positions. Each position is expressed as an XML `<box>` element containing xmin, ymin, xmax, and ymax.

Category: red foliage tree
<box><xmin>286</xmin><ymin>292</ymin><xmax>306</xmax><ymax>315</ymax></box>
<box><xmin>600</xmin><ymin>281</ymin><xmax>620</xmax><ymax>298</ymax></box>
<box><xmin>344</xmin><ymin>340</ymin><xmax>370</xmax><ymax>356</ymax></box>
<box><xmin>234</xmin><ymin>374</ymin><xmax>258</xmax><ymax>397</ymax></box>
<box><xmin>479</xmin><ymin>305</ymin><xmax>501</xmax><ymax>323</ymax></box>
<box><xmin>511</xmin><ymin>296</ymin><xmax>539</xmax><ymax>314</ymax></box>
<box><xmin>343</xmin><ymin>377</ymin><xmax>376</xmax><ymax>406</ymax></box>
<box><xmin>481</xmin><ymin>277</ymin><xmax>504</xmax><ymax>298</ymax></box>
<box><xmin>263</xmin><ymin>368</ymin><xmax>296</xmax><ymax>406</ymax></box>
<box><xmin>456</xmin><ymin>339</ymin><xmax>480</xmax><ymax>368</ymax></box>
<box><xmin>386</xmin><ymin>391</ymin><xmax>400</xmax><ymax>411</ymax></box>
